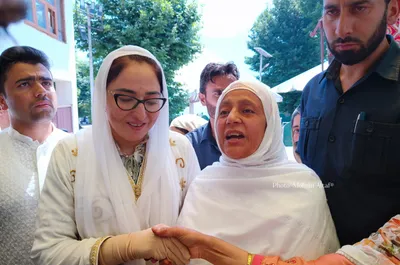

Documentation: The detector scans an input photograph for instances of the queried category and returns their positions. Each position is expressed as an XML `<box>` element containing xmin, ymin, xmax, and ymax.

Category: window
<box><xmin>25</xmin><ymin>0</ymin><xmax>66</xmax><ymax>42</ymax></box>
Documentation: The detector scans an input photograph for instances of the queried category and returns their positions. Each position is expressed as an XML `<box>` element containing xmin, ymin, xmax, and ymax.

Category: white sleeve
<box><xmin>31</xmin><ymin>140</ymin><xmax>100</xmax><ymax>265</ymax></box>
<box><xmin>183</xmin><ymin>139</ymin><xmax>200</xmax><ymax>194</ymax></box>
<box><xmin>169</xmin><ymin>131</ymin><xmax>200</xmax><ymax>207</ymax></box>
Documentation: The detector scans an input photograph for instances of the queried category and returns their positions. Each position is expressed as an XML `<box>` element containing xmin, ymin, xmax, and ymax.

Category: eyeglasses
<box><xmin>108</xmin><ymin>91</ymin><xmax>167</xmax><ymax>113</ymax></box>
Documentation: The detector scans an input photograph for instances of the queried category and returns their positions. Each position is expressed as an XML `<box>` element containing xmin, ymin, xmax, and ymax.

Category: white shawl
<box><xmin>75</xmin><ymin>46</ymin><xmax>181</xmax><ymax>264</ymax></box>
<box><xmin>178</xmin><ymin>80</ymin><xmax>339</xmax><ymax>262</ymax></box>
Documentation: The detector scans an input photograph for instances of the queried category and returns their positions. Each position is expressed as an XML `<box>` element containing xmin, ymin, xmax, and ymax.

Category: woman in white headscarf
<box><xmin>170</xmin><ymin>114</ymin><xmax>207</xmax><ymax>135</ymax></box>
<box><xmin>31</xmin><ymin>46</ymin><xmax>200</xmax><ymax>265</ymax></box>
<box><xmin>177</xmin><ymin>80</ymin><xmax>339</xmax><ymax>263</ymax></box>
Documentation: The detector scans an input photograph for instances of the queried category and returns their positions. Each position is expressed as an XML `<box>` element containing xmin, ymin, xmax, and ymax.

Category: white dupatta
<box><xmin>178</xmin><ymin>80</ymin><xmax>339</xmax><ymax>262</ymax></box>
<box><xmin>75</xmin><ymin>46</ymin><xmax>181</xmax><ymax>265</ymax></box>
<box><xmin>214</xmin><ymin>80</ymin><xmax>288</xmax><ymax>168</ymax></box>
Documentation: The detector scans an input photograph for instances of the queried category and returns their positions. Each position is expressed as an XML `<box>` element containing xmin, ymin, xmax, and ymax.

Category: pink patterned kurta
<box><xmin>388</xmin><ymin>18</ymin><xmax>400</xmax><ymax>43</ymax></box>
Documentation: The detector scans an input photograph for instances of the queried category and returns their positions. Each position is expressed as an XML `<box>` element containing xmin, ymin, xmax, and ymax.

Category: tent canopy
<box><xmin>271</xmin><ymin>61</ymin><xmax>329</xmax><ymax>93</ymax></box>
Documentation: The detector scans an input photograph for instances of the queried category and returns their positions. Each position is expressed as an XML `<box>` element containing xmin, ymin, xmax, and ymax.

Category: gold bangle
<box><xmin>90</xmin><ymin>236</ymin><xmax>111</xmax><ymax>265</ymax></box>
<box><xmin>247</xmin><ymin>253</ymin><xmax>255</xmax><ymax>265</ymax></box>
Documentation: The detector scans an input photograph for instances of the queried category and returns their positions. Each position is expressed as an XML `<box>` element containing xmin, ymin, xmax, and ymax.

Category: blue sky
<box><xmin>176</xmin><ymin>0</ymin><xmax>274</xmax><ymax>92</ymax></box>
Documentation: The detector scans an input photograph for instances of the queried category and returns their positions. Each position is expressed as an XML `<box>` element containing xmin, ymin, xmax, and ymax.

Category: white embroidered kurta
<box><xmin>31</xmin><ymin>131</ymin><xmax>200</xmax><ymax>265</ymax></box>
<box><xmin>0</xmin><ymin>126</ymin><xmax>67</xmax><ymax>265</ymax></box>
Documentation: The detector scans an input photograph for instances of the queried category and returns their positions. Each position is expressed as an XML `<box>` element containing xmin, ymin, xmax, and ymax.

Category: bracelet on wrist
<box><xmin>247</xmin><ymin>253</ymin><xmax>254</xmax><ymax>265</ymax></box>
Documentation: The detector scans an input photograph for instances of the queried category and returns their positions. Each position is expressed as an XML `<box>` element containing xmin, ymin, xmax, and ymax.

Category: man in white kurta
<box><xmin>0</xmin><ymin>46</ymin><xmax>68</xmax><ymax>264</ymax></box>
<box><xmin>0</xmin><ymin>126</ymin><xmax>67</xmax><ymax>262</ymax></box>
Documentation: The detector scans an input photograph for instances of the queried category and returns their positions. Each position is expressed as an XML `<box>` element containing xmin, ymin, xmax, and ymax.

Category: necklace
<box><xmin>127</xmin><ymin>153</ymin><xmax>147</xmax><ymax>201</ymax></box>
<box><xmin>115</xmin><ymin>137</ymin><xmax>148</xmax><ymax>201</ymax></box>
<box><xmin>122</xmin><ymin>143</ymin><xmax>145</xmax><ymax>185</ymax></box>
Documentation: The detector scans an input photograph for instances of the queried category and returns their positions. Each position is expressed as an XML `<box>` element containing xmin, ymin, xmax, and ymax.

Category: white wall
<box><xmin>55</xmin><ymin>80</ymin><xmax>72</xmax><ymax>106</ymax></box>
<box><xmin>0</xmin><ymin>1</ymin><xmax>79</xmax><ymax>132</ymax></box>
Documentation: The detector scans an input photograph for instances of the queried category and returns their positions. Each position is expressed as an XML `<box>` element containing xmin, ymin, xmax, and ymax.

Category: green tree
<box><xmin>76</xmin><ymin>60</ymin><xmax>91</xmax><ymax>121</ymax></box>
<box><xmin>246</xmin><ymin>0</ymin><xmax>323</xmax><ymax>116</ymax></box>
<box><xmin>298</xmin><ymin>0</ymin><xmax>323</xmax><ymax>34</ymax></box>
<box><xmin>279</xmin><ymin>91</ymin><xmax>302</xmax><ymax>121</ymax></box>
<box><xmin>74</xmin><ymin>0</ymin><xmax>202</xmax><ymax>121</ymax></box>
<box><xmin>246</xmin><ymin>0</ymin><xmax>322</xmax><ymax>87</ymax></box>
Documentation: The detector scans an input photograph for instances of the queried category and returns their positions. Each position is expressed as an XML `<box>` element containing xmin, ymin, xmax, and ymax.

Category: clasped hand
<box><xmin>99</xmin><ymin>228</ymin><xmax>191</xmax><ymax>265</ymax></box>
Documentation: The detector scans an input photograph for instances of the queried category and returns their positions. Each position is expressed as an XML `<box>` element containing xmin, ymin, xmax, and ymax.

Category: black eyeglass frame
<box><xmin>109</xmin><ymin>91</ymin><xmax>167</xmax><ymax>113</ymax></box>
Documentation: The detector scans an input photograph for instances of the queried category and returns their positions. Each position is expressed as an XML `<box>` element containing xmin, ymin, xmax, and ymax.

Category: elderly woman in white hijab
<box><xmin>177</xmin><ymin>80</ymin><xmax>339</xmax><ymax>263</ymax></box>
<box><xmin>31</xmin><ymin>46</ymin><xmax>200</xmax><ymax>265</ymax></box>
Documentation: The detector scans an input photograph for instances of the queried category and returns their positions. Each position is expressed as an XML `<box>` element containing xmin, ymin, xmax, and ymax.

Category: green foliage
<box><xmin>278</xmin><ymin>91</ymin><xmax>302</xmax><ymax>122</ymax></box>
<box><xmin>246</xmin><ymin>0</ymin><xmax>323</xmax><ymax>88</ymax></box>
<box><xmin>168</xmin><ymin>80</ymin><xmax>190</xmax><ymax>122</ymax></box>
<box><xmin>76</xmin><ymin>60</ymin><xmax>92</xmax><ymax>121</ymax></box>
<box><xmin>74</xmin><ymin>0</ymin><xmax>202</xmax><ymax>120</ymax></box>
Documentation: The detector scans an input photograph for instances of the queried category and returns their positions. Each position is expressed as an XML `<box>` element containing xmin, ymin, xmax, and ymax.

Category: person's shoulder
<box><xmin>51</xmin><ymin>128</ymin><xmax>70</xmax><ymax>141</ymax></box>
<box><xmin>186</xmin><ymin>123</ymin><xmax>207</xmax><ymax>143</ymax></box>
<box><xmin>278</xmin><ymin>163</ymin><xmax>324</xmax><ymax>187</ymax></box>
<box><xmin>169</xmin><ymin>130</ymin><xmax>192</xmax><ymax>147</ymax></box>
<box><xmin>288</xmin><ymin>162</ymin><xmax>320</xmax><ymax>177</ymax></box>
<box><xmin>54</xmin><ymin>127</ymin><xmax>69</xmax><ymax>136</ymax></box>
<box><xmin>169</xmin><ymin>131</ymin><xmax>198</xmax><ymax>164</ymax></box>
<box><xmin>0</xmin><ymin>128</ymin><xmax>9</xmax><ymax>138</ymax></box>
<box><xmin>303</xmin><ymin>70</ymin><xmax>327</xmax><ymax>94</ymax></box>
<box><xmin>294</xmin><ymin>165</ymin><xmax>327</xmax><ymax>197</ymax></box>
<box><xmin>55</xmin><ymin>133</ymin><xmax>77</xmax><ymax>153</ymax></box>
<box><xmin>0</xmin><ymin>129</ymin><xmax>10</xmax><ymax>148</ymax></box>
<box><xmin>188</xmin><ymin>123</ymin><xmax>207</xmax><ymax>135</ymax></box>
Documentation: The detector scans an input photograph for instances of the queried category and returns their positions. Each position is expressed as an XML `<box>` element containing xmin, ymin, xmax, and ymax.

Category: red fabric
<box><xmin>388</xmin><ymin>18</ymin><xmax>400</xmax><ymax>43</ymax></box>
<box><xmin>252</xmin><ymin>255</ymin><xmax>265</xmax><ymax>265</ymax></box>
<box><xmin>251</xmin><ymin>254</ymin><xmax>353</xmax><ymax>265</ymax></box>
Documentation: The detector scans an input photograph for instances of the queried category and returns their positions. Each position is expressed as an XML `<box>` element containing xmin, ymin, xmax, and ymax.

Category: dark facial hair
<box><xmin>326</xmin><ymin>9</ymin><xmax>388</xmax><ymax>65</ymax></box>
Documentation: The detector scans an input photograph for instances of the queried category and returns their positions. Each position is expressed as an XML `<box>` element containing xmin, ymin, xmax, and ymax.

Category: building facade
<box><xmin>0</xmin><ymin>0</ymin><xmax>78</xmax><ymax>132</ymax></box>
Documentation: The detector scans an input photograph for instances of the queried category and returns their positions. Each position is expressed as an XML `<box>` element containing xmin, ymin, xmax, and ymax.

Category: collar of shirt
<box><xmin>320</xmin><ymin>35</ymin><xmax>400</xmax><ymax>83</ymax></box>
<box><xmin>7</xmin><ymin>123</ymin><xmax>65</xmax><ymax>147</ymax></box>
<box><xmin>200</xmin><ymin>121</ymin><xmax>218</xmax><ymax>147</ymax></box>
<box><xmin>115</xmin><ymin>134</ymin><xmax>149</xmax><ymax>157</ymax></box>
<box><xmin>7</xmin><ymin>126</ymin><xmax>41</xmax><ymax>146</ymax></box>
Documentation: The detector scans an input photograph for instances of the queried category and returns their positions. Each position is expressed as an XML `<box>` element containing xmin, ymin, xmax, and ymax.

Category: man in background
<box><xmin>0</xmin><ymin>46</ymin><xmax>67</xmax><ymax>264</ymax></box>
<box><xmin>186</xmin><ymin>62</ymin><xmax>239</xmax><ymax>170</ymax></box>
<box><xmin>291</xmin><ymin>107</ymin><xmax>301</xmax><ymax>163</ymax></box>
<box><xmin>298</xmin><ymin>0</ymin><xmax>400</xmax><ymax>245</ymax></box>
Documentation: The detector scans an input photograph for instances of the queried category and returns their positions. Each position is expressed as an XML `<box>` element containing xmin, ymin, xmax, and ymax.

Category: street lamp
<box><xmin>78</xmin><ymin>0</ymin><xmax>103</xmax><ymax>103</ymax></box>
<box><xmin>254</xmin><ymin>47</ymin><xmax>272</xmax><ymax>81</ymax></box>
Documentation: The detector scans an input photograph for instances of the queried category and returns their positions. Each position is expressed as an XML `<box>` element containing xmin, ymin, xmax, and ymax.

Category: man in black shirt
<box><xmin>299</xmin><ymin>0</ymin><xmax>400</xmax><ymax>245</ymax></box>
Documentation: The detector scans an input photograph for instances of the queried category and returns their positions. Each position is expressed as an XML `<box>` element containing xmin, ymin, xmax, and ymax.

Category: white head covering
<box><xmin>214</xmin><ymin>80</ymin><xmax>287</xmax><ymax>168</ymax></box>
<box><xmin>170</xmin><ymin>114</ymin><xmax>207</xmax><ymax>132</ymax></box>
<box><xmin>178</xmin><ymin>80</ymin><xmax>339</xmax><ymax>262</ymax></box>
<box><xmin>75</xmin><ymin>46</ymin><xmax>181</xmax><ymax>260</ymax></box>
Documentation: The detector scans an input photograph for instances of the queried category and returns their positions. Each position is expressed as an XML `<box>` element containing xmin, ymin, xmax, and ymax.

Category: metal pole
<box><xmin>259</xmin><ymin>54</ymin><xmax>263</xmax><ymax>81</ymax></box>
<box><xmin>87</xmin><ymin>4</ymin><xmax>95</xmax><ymax>102</ymax></box>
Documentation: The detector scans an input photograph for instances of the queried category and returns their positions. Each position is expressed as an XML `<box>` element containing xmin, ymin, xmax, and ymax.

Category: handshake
<box><xmin>98</xmin><ymin>224</ymin><xmax>237</xmax><ymax>265</ymax></box>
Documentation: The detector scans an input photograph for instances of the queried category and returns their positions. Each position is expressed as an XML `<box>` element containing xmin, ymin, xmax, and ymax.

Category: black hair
<box><xmin>173</xmin><ymin>126</ymin><xmax>189</xmax><ymax>135</ymax></box>
<box><xmin>199</xmin><ymin>62</ymin><xmax>239</xmax><ymax>94</ymax></box>
<box><xmin>0</xmin><ymin>46</ymin><xmax>50</xmax><ymax>95</ymax></box>
<box><xmin>106</xmin><ymin>55</ymin><xmax>163</xmax><ymax>94</ymax></box>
